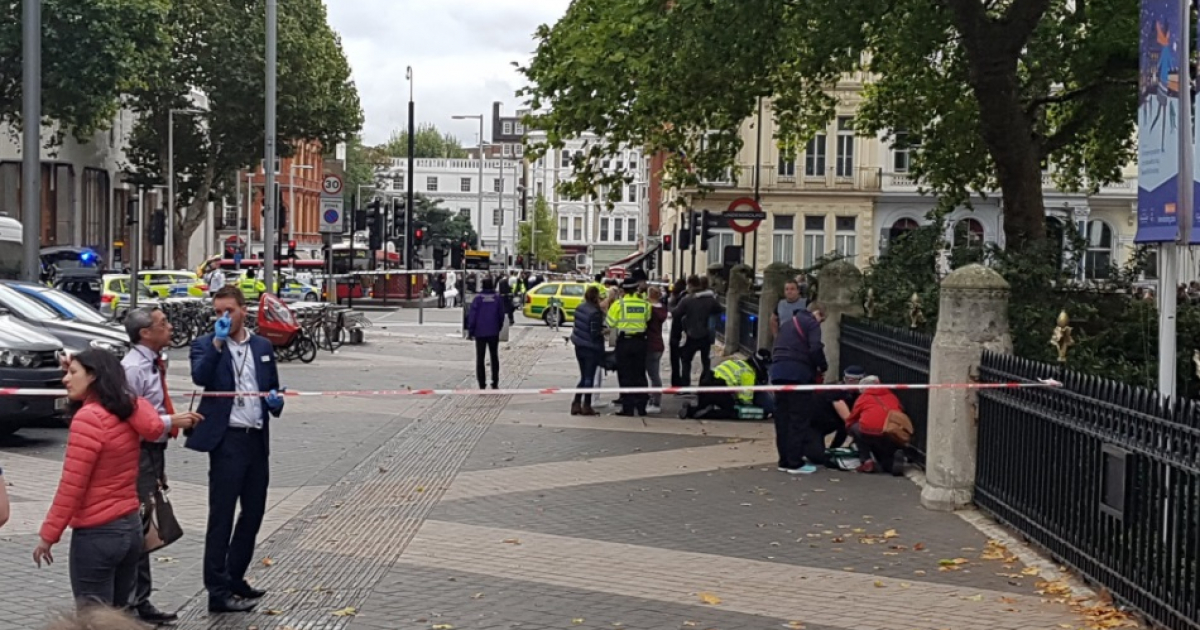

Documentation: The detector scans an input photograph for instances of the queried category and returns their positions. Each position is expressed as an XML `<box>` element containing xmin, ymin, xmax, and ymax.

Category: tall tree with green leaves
<box><xmin>517</xmin><ymin>195</ymin><xmax>562</xmax><ymax>267</ymax></box>
<box><xmin>0</xmin><ymin>0</ymin><xmax>171</xmax><ymax>142</ymax></box>
<box><xmin>376</xmin><ymin>123</ymin><xmax>469</xmax><ymax>159</ymax></box>
<box><xmin>519</xmin><ymin>0</ymin><xmax>1137</xmax><ymax>249</ymax></box>
<box><xmin>125</xmin><ymin>0</ymin><xmax>363</xmax><ymax>267</ymax></box>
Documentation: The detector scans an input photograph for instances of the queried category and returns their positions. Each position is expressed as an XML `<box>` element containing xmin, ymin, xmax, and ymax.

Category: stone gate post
<box><xmin>921</xmin><ymin>264</ymin><xmax>1012</xmax><ymax>511</ymax></box>
<box><xmin>815</xmin><ymin>260</ymin><xmax>864</xmax><ymax>378</ymax></box>
<box><xmin>759</xmin><ymin>263</ymin><xmax>791</xmax><ymax>349</ymax></box>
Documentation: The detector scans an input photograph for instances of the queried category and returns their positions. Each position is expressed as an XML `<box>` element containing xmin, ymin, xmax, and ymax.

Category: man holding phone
<box><xmin>188</xmin><ymin>286</ymin><xmax>284</xmax><ymax>613</ymax></box>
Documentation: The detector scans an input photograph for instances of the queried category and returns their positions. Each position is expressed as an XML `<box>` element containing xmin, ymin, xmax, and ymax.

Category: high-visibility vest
<box><xmin>713</xmin><ymin>359</ymin><xmax>756</xmax><ymax>404</ymax></box>
<box><xmin>240</xmin><ymin>278</ymin><xmax>265</xmax><ymax>299</ymax></box>
<box><xmin>605</xmin><ymin>295</ymin><xmax>651</xmax><ymax>333</ymax></box>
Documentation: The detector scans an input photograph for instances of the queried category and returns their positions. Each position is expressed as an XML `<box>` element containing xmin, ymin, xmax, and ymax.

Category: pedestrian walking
<box><xmin>606</xmin><ymin>278</ymin><xmax>652</xmax><ymax>416</ymax></box>
<box><xmin>121</xmin><ymin>307</ymin><xmax>204</xmax><ymax>623</ymax></box>
<box><xmin>770</xmin><ymin>303</ymin><xmax>829</xmax><ymax>474</ymax></box>
<box><xmin>187</xmin><ymin>286</ymin><xmax>285</xmax><ymax>613</ymax></box>
<box><xmin>468</xmin><ymin>277</ymin><xmax>506</xmax><ymax>389</ymax></box>
<box><xmin>35</xmin><ymin>350</ymin><xmax>170</xmax><ymax>609</ymax></box>
<box><xmin>570</xmin><ymin>286</ymin><xmax>605</xmax><ymax>416</ymax></box>
<box><xmin>645</xmin><ymin>286</ymin><xmax>668</xmax><ymax>414</ymax></box>
<box><xmin>435</xmin><ymin>274</ymin><xmax>446</xmax><ymax>309</ymax></box>
<box><xmin>498</xmin><ymin>275</ymin><xmax>515</xmax><ymax>325</ymax></box>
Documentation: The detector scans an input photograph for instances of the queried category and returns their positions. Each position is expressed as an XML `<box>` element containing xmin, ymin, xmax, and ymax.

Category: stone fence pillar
<box><xmin>921</xmin><ymin>264</ymin><xmax>1011</xmax><ymax>512</ymax></box>
<box><xmin>815</xmin><ymin>260</ymin><xmax>864</xmax><ymax>378</ymax></box>
<box><xmin>758</xmin><ymin>263</ymin><xmax>792</xmax><ymax>349</ymax></box>
<box><xmin>722</xmin><ymin>264</ymin><xmax>753</xmax><ymax>356</ymax></box>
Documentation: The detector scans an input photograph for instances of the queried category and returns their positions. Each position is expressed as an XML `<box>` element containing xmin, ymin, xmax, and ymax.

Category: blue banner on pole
<box><xmin>1137</xmin><ymin>0</ymin><xmax>1182</xmax><ymax>243</ymax></box>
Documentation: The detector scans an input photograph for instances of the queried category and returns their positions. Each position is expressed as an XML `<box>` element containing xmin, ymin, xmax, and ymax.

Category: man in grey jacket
<box><xmin>671</xmin><ymin>276</ymin><xmax>725</xmax><ymax>387</ymax></box>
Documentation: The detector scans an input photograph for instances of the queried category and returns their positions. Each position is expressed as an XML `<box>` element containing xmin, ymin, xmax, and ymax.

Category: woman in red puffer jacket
<box><xmin>34</xmin><ymin>349</ymin><xmax>167</xmax><ymax>608</ymax></box>
<box><xmin>845</xmin><ymin>376</ymin><xmax>907</xmax><ymax>476</ymax></box>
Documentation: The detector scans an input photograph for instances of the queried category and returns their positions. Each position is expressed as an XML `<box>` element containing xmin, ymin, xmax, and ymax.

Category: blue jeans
<box><xmin>574</xmin><ymin>346</ymin><xmax>602</xmax><ymax>406</ymax></box>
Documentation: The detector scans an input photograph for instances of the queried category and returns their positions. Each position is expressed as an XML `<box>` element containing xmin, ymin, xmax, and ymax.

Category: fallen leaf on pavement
<box><xmin>962</xmin><ymin>594</ymin><xmax>984</xmax><ymax>602</ymax></box>
<box><xmin>785</xmin><ymin>622</ymin><xmax>806</xmax><ymax>629</ymax></box>
<box><xmin>155</xmin><ymin>557</ymin><xmax>175</xmax><ymax>563</ymax></box>
<box><xmin>331</xmin><ymin>607</ymin><xmax>357</xmax><ymax>617</ymax></box>
<box><xmin>698</xmin><ymin>592</ymin><xmax>722</xmax><ymax>605</ymax></box>
<box><xmin>873</xmin><ymin>581</ymin><xmax>886</xmax><ymax>588</ymax></box>
<box><xmin>502</xmin><ymin>538</ymin><xmax>521</xmax><ymax>545</ymax></box>
<box><xmin>1021</xmin><ymin>566</ymin><xmax>1040</xmax><ymax>577</ymax></box>
<box><xmin>572</xmin><ymin>619</ymin><xmax>584</xmax><ymax>625</ymax></box>
<box><xmin>431</xmin><ymin>625</ymin><xmax>454</xmax><ymax>630</ymax></box>
<box><xmin>883</xmin><ymin>529</ymin><xmax>898</xmax><ymax>539</ymax></box>
<box><xmin>264</xmin><ymin>609</ymin><xmax>285</xmax><ymax>615</ymax></box>
<box><xmin>471</xmin><ymin>593</ymin><xmax>484</xmax><ymax>599</ymax></box>
<box><xmin>913</xmin><ymin>542</ymin><xmax>926</xmax><ymax>551</ymax></box>
<box><xmin>261</xmin><ymin>557</ymin><xmax>275</xmax><ymax>567</ymax></box>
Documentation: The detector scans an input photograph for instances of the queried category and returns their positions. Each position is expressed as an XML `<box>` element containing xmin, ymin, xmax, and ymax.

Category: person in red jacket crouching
<box><xmin>34</xmin><ymin>349</ymin><xmax>178</xmax><ymax>609</ymax></box>
<box><xmin>845</xmin><ymin>376</ymin><xmax>908</xmax><ymax>476</ymax></box>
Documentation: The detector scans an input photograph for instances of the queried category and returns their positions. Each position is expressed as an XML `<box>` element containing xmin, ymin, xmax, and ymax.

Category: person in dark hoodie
<box><xmin>468</xmin><ymin>277</ymin><xmax>507</xmax><ymax>389</ymax></box>
<box><xmin>770</xmin><ymin>302</ymin><xmax>828</xmax><ymax>475</ymax></box>
<box><xmin>569</xmin><ymin>286</ymin><xmax>605</xmax><ymax>416</ymax></box>
<box><xmin>671</xmin><ymin>275</ymin><xmax>725</xmax><ymax>386</ymax></box>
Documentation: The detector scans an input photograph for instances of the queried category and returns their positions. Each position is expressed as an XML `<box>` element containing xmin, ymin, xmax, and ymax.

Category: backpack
<box><xmin>871</xmin><ymin>393</ymin><xmax>915</xmax><ymax>446</ymax></box>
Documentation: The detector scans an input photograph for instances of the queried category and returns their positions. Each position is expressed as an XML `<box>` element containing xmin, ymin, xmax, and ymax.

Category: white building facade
<box><xmin>525</xmin><ymin>130</ymin><xmax>651</xmax><ymax>270</ymax></box>
<box><xmin>376</xmin><ymin>157</ymin><xmax>525</xmax><ymax>260</ymax></box>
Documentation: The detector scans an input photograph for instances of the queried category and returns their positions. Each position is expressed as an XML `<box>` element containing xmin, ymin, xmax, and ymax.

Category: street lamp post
<box><xmin>451</xmin><ymin>114</ymin><xmax>485</xmax><ymax>251</ymax></box>
<box><xmin>20</xmin><ymin>0</ymin><xmax>41</xmax><ymax>283</ymax></box>
<box><xmin>168</xmin><ymin>107</ymin><xmax>204</xmax><ymax>270</ymax></box>
<box><xmin>263</xmin><ymin>0</ymin><xmax>279</xmax><ymax>290</ymax></box>
<box><xmin>405</xmin><ymin>66</ymin><xmax>415</xmax><ymax>298</ymax></box>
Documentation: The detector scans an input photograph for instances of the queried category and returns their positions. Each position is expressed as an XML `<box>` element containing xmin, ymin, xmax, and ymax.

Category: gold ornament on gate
<box><xmin>1050</xmin><ymin>310</ymin><xmax>1074</xmax><ymax>363</ymax></box>
<box><xmin>907</xmin><ymin>293</ymin><xmax>925</xmax><ymax>329</ymax></box>
<box><xmin>864</xmin><ymin>288</ymin><xmax>876</xmax><ymax>319</ymax></box>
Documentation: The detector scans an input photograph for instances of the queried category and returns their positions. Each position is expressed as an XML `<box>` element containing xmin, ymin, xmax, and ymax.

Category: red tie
<box><xmin>156</xmin><ymin>358</ymin><xmax>180</xmax><ymax>438</ymax></box>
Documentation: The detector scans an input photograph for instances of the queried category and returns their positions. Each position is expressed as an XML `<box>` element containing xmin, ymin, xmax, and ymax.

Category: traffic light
<box><xmin>414</xmin><ymin>225</ymin><xmax>425</xmax><ymax>246</ymax></box>
<box><xmin>287</xmin><ymin>240</ymin><xmax>297</xmax><ymax>259</ymax></box>
<box><xmin>149</xmin><ymin>210</ymin><xmax>165</xmax><ymax>246</ymax></box>
<box><xmin>392</xmin><ymin>198</ymin><xmax>406</xmax><ymax>238</ymax></box>
<box><xmin>678</xmin><ymin>219</ymin><xmax>692</xmax><ymax>251</ymax></box>
<box><xmin>367</xmin><ymin>198</ymin><xmax>382</xmax><ymax>251</ymax></box>
<box><xmin>646</xmin><ymin>251</ymin><xmax>656</xmax><ymax>271</ymax></box>
<box><xmin>354</xmin><ymin>209</ymin><xmax>366</xmax><ymax>232</ymax></box>
<box><xmin>662</xmin><ymin>233</ymin><xmax>673</xmax><ymax>252</ymax></box>
<box><xmin>698</xmin><ymin>210</ymin><xmax>711</xmax><ymax>251</ymax></box>
<box><xmin>451</xmin><ymin>243</ymin><xmax>464</xmax><ymax>269</ymax></box>
<box><xmin>125</xmin><ymin>199</ymin><xmax>139</xmax><ymax>226</ymax></box>
<box><xmin>516</xmin><ymin>255</ymin><xmax>524</xmax><ymax>268</ymax></box>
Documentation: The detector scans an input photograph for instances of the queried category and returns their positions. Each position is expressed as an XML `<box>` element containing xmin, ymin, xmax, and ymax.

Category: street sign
<box><xmin>724</xmin><ymin>197</ymin><xmax>766</xmax><ymax>234</ymax></box>
<box><xmin>322</xmin><ymin>174</ymin><xmax>344</xmax><ymax>197</ymax></box>
<box><xmin>320</xmin><ymin>198</ymin><xmax>344</xmax><ymax>234</ymax></box>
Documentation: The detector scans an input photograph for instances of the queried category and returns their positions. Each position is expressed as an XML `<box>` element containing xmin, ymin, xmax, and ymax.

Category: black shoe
<box><xmin>490</xmin><ymin>383</ymin><xmax>499</xmax><ymax>390</ymax></box>
<box><xmin>891</xmin><ymin>452</ymin><xmax>907</xmax><ymax>477</ymax></box>
<box><xmin>208</xmin><ymin>597</ymin><xmax>257</xmax><ymax>613</ymax></box>
<box><xmin>232</xmin><ymin>584</ymin><xmax>267</xmax><ymax>599</ymax></box>
<box><xmin>136</xmin><ymin>604</ymin><xmax>178</xmax><ymax>624</ymax></box>
<box><xmin>615</xmin><ymin>409</ymin><xmax>636</xmax><ymax>417</ymax></box>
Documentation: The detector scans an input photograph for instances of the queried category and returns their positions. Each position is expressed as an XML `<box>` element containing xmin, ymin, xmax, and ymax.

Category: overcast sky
<box><xmin>325</xmin><ymin>0</ymin><xmax>569</xmax><ymax>147</ymax></box>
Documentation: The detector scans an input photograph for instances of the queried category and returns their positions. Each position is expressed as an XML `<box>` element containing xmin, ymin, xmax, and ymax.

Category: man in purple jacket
<box><xmin>468</xmin><ymin>276</ymin><xmax>507</xmax><ymax>389</ymax></box>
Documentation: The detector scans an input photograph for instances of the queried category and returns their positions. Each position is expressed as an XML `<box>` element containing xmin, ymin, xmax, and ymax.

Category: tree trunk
<box><xmin>174</xmin><ymin>160</ymin><xmax>217</xmax><ymax>269</ymax></box>
<box><xmin>946</xmin><ymin>0</ymin><xmax>1049</xmax><ymax>250</ymax></box>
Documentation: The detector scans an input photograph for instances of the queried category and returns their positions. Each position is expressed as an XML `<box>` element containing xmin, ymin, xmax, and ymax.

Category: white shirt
<box><xmin>226</xmin><ymin>332</ymin><xmax>262</xmax><ymax>429</ymax></box>
<box><xmin>206</xmin><ymin>269</ymin><xmax>226</xmax><ymax>294</ymax></box>
<box><xmin>120</xmin><ymin>344</ymin><xmax>173</xmax><ymax>442</ymax></box>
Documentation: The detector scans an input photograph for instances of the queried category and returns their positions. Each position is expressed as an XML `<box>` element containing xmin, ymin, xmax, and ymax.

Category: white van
<box><xmin>0</xmin><ymin>216</ymin><xmax>22</xmax><ymax>280</ymax></box>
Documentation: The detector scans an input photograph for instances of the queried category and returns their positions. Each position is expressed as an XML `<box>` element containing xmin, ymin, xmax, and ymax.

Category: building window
<box><xmin>460</xmin><ymin>208</ymin><xmax>471</xmax><ymax>218</ymax></box>
<box><xmin>952</xmin><ymin>218</ymin><xmax>986</xmax><ymax>264</ymax></box>
<box><xmin>887</xmin><ymin>217</ymin><xmax>921</xmax><ymax>250</ymax></box>
<box><xmin>515</xmin><ymin>122</ymin><xmax>525</xmax><ymax>134</ymax></box>
<box><xmin>426</xmin><ymin>176</ymin><xmax>438</xmax><ymax>192</ymax></box>
<box><xmin>892</xmin><ymin>131</ymin><xmax>915</xmax><ymax>173</ymax></box>
<box><xmin>503</xmin><ymin>121</ymin><xmax>513</xmax><ymax>135</ymax></box>
<box><xmin>536</xmin><ymin>182</ymin><xmax>544</xmax><ymax>197</ymax></box>
<box><xmin>1084</xmin><ymin>220</ymin><xmax>1114</xmax><ymax>280</ymax></box>
<box><xmin>502</xmin><ymin>144</ymin><xmax>512</xmax><ymax>157</ymax></box>
<box><xmin>616</xmin><ymin>160</ymin><xmax>624</xmax><ymax>171</ymax></box>
<box><xmin>629</xmin><ymin>156</ymin><xmax>638</xmax><ymax>170</ymax></box>
<box><xmin>514</xmin><ymin>144</ymin><xmax>524</xmax><ymax>157</ymax></box>
<box><xmin>600</xmin><ymin>217</ymin><xmax>610</xmax><ymax>241</ymax></box>
<box><xmin>561</xmin><ymin>151</ymin><xmax>570</xmax><ymax>168</ymax></box>
<box><xmin>778</xmin><ymin>155</ymin><xmax>796</xmax><ymax>178</ymax></box>
<box><xmin>834</xmin><ymin>216</ymin><xmax>857</xmax><ymax>259</ymax></box>
<box><xmin>392</xmin><ymin>175</ymin><xmax>404</xmax><ymax>191</ymax></box>
<box><xmin>628</xmin><ymin>218</ymin><xmax>638</xmax><ymax>241</ymax></box>
<box><xmin>627</xmin><ymin>185</ymin><xmax>637</xmax><ymax>203</ymax></box>
<box><xmin>772</xmin><ymin>215</ymin><xmax>795</xmax><ymax>265</ymax></box>
<box><xmin>573</xmin><ymin>216</ymin><xmax>583</xmax><ymax>240</ymax></box>
<box><xmin>835</xmin><ymin>117</ymin><xmax>854</xmax><ymax>178</ymax></box>
<box><xmin>804</xmin><ymin>135</ymin><xmax>827</xmax><ymax>177</ymax></box>
<box><xmin>706</xmin><ymin>231</ymin><xmax>736</xmax><ymax>266</ymax></box>
<box><xmin>493</xmin><ymin>179</ymin><xmax>503</xmax><ymax>193</ymax></box>
<box><xmin>613</xmin><ymin>218</ymin><xmax>624</xmax><ymax>242</ymax></box>
<box><xmin>493</xmin><ymin>207</ymin><xmax>502</xmax><ymax>226</ymax></box>
<box><xmin>559</xmin><ymin>216</ymin><xmax>569</xmax><ymax>241</ymax></box>
<box><xmin>602</xmin><ymin>158</ymin><xmax>611</xmax><ymax>169</ymax></box>
<box><xmin>803</xmin><ymin>215</ymin><xmax>826</xmax><ymax>268</ymax></box>
<box><xmin>460</xmin><ymin>177</ymin><xmax>472</xmax><ymax>192</ymax></box>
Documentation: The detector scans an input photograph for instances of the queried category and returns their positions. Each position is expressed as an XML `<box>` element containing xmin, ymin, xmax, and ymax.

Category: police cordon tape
<box><xmin>0</xmin><ymin>379</ymin><xmax>1063</xmax><ymax>399</ymax></box>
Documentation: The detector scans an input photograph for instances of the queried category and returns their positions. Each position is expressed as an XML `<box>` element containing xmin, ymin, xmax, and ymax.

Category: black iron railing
<box><xmin>976</xmin><ymin>352</ymin><xmax>1200</xmax><ymax>630</ymax></box>
<box><xmin>839</xmin><ymin>317</ymin><xmax>933</xmax><ymax>462</ymax></box>
<box><xmin>738</xmin><ymin>296</ymin><xmax>759</xmax><ymax>355</ymax></box>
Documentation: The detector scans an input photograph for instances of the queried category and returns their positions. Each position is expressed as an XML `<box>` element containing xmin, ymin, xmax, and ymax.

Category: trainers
<box><xmin>856</xmin><ymin>460</ymin><xmax>876</xmax><ymax>474</ymax></box>
<box><xmin>646</xmin><ymin>404</ymin><xmax>662</xmax><ymax>414</ymax></box>
<box><xmin>787</xmin><ymin>464</ymin><xmax>819</xmax><ymax>475</ymax></box>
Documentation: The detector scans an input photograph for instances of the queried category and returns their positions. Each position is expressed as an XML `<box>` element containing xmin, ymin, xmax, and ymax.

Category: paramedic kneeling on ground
<box><xmin>679</xmin><ymin>350</ymin><xmax>773</xmax><ymax>420</ymax></box>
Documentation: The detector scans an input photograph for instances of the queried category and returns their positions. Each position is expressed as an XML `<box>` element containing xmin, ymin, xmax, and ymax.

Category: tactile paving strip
<box><xmin>175</xmin><ymin>328</ymin><xmax>548</xmax><ymax>629</ymax></box>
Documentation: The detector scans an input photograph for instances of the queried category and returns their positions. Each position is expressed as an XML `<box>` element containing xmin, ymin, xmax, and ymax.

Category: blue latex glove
<box><xmin>266</xmin><ymin>388</ymin><xmax>285</xmax><ymax>410</ymax></box>
<box><xmin>214</xmin><ymin>313</ymin><xmax>232</xmax><ymax>341</ymax></box>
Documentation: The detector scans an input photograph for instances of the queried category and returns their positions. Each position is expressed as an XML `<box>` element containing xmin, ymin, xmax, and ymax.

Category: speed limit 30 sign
<box><xmin>322</xmin><ymin>174</ymin><xmax>344</xmax><ymax>197</ymax></box>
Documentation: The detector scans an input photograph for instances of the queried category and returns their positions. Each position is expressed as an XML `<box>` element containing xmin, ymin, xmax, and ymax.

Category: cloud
<box><xmin>325</xmin><ymin>0</ymin><xmax>568</xmax><ymax>145</ymax></box>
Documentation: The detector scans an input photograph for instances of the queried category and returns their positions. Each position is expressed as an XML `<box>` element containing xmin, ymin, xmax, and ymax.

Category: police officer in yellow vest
<box><xmin>606</xmin><ymin>277</ymin><xmax>652</xmax><ymax>416</ymax></box>
<box><xmin>680</xmin><ymin>349</ymin><xmax>774</xmax><ymax>420</ymax></box>
<box><xmin>239</xmin><ymin>268</ymin><xmax>267</xmax><ymax>301</ymax></box>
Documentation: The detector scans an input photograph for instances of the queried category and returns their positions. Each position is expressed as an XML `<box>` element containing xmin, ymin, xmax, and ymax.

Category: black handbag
<box><xmin>143</xmin><ymin>488</ymin><xmax>183</xmax><ymax>553</ymax></box>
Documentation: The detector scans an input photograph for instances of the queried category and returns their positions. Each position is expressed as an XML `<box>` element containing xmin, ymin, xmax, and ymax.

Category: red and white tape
<box><xmin>0</xmin><ymin>379</ymin><xmax>1062</xmax><ymax>399</ymax></box>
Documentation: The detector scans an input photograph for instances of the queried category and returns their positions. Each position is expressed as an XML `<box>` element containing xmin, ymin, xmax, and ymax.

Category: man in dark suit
<box><xmin>188</xmin><ymin>285</ymin><xmax>284</xmax><ymax>613</ymax></box>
